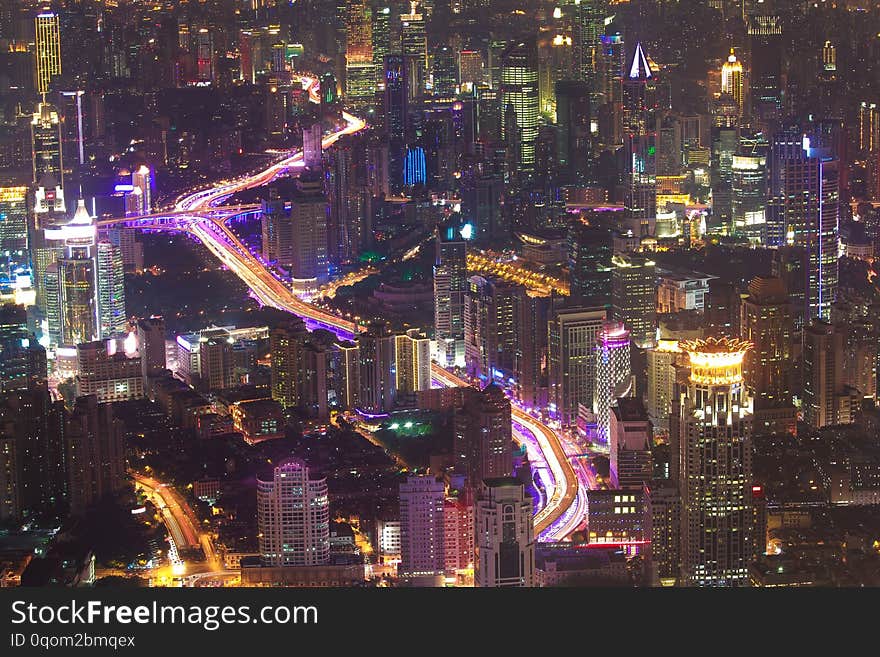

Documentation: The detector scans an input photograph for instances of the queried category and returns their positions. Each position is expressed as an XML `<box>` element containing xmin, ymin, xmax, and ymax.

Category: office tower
<box><xmin>75</xmin><ymin>340</ymin><xmax>144</xmax><ymax>403</ymax></box>
<box><xmin>58</xmin><ymin>256</ymin><xmax>96</xmax><ymax>346</ymax></box>
<box><xmin>710</xmin><ymin>110</ymin><xmax>738</xmax><ymax>231</ymax></box>
<box><xmin>303</xmin><ymin>123</ymin><xmax>323</xmax><ymax>169</ymax></box>
<box><xmin>270</xmin><ymin>321</ymin><xmax>307</xmax><ymax>408</ymax></box>
<box><xmin>621</xmin><ymin>42</ymin><xmax>657</xmax><ymax>236</ymax></box>
<box><xmin>514</xmin><ymin>291</ymin><xmax>550</xmax><ymax>410</ymax></box>
<box><xmin>571</xmin><ymin>0</ymin><xmax>605</xmax><ymax>99</ymax></box>
<box><xmin>384</xmin><ymin>54</ymin><xmax>410</xmax><ymax>196</ymax></box>
<box><xmin>394</xmin><ymin>329</ymin><xmax>431</xmax><ymax>394</ymax></box>
<box><xmin>66</xmin><ymin>395</ymin><xmax>126</xmax><ymax>515</ymax></box>
<box><xmin>0</xmin><ymin>385</ymin><xmax>66</xmax><ymax>520</ymax></box>
<box><xmin>95</xmin><ymin>241</ymin><xmax>126</xmax><ymax>339</ymax></box>
<box><xmin>194</xmin><ymin>28</ymin><xmax>214</xmax><ymax>83</ymax></box>
<box><xmin>594</xmin><ymin>322</ymin><xmax>633</xmax><ymax>445</ymax></box>
<box><xmin>458</xmin><ymin>50</ymin><xmax>483</xmax><ymax>91</ymax></box>
<box><xmin>611</xmin><ymin>252</ymin><xmax>656</xmax><ymax>348</ymax></box>
<box><xmin>609</xmin><ymin>398</ymin><xmax>652</xmax><ymax>490</ymax></box>
<box><xmin>104</xmin><ymin>227</ymin><xmax>144</xmax><ymax>273</ymax></box>
<box><xmin>345</xmin><ymin>0</ymin><xmax>376</xmax><ymax>108</ymax></box>
<box><xmin>568</xmin><ymin>220</ymin><xmax>612</xmax><ymax>307</ymax></box>
<box><xmin>433</xmin><ymin>220</ymin><xmax>468</xmax><ymax>367</ymax></box>
<box><xmin>500</xmin><ymin>39</ymin><xmax>539</xmax><ymax>170</ymax></box>
<box><xmin>548</xmin><ymin>305</ymin><xmax>607</xmax><ymax>427</ymax></box>
<box><xmin>748</xmin><ymin>16</ymin><xmax>782</xmax><ymax>131</ymax></box>
<box><xmin>35</xmin><ymin>12</ymin><xmax>62</xmax><ymax>95</ymax></box>
<box><xmin>453</xmin><ymin>385</ymin><xmax>513</xmax><ymax>488</ymax></box>
<box><xmin>0</xmin><ymin>186</ymin><xmax>29</xmax><ymax>271</ymax></box>
<box><xmin>598</xmin><ymin>31</ymin><xmax>625</xmax><ymax>146</ymax></box>
<box><xmin>720</xmin><ymin>49</ymin><xmax>743</xmax><ymax>119</ymax></box>
<box><xmin>538</xmin><ymin>34</ymin><xmax>573</xmax><ymax>118</ymax></box>
<box><xmin>731</xmin><ymin>146</ymin><xmax>768</xmax><ymax>242</ymax></box>
<box><xmin>432</xmin><ymin>45</ymin><xmax>456</xmax><ymax>98</ymax></box>
<box><xmin>646</xmin><ymin>339</ymin><xmax>682</xmax><ymax>433</ymax></box>
<box><xmin>555</xmin><ymin>80</ymin><xmax>592</xmax><ymax>185</ymax></box>
<box><xmin>358</xmin><ymin>321</ymin><xmax>396</xmax><ymax>413</ymax></box>
<box><xmin>677</xmin><ymin>338</ymin><xmax>753</xmax><ymax>587</ymax></box>
<box><xmin>464</xmin><ymin>276</ymin><xmax>520</xmax><ymax>383</ymax></box>
<box><xmin>400</xmin><ymin>2</ymin><xmax>427</xmax><ymax>91</ymax></box>
<box><xmin>199</xmin><ymin>333</ymin><xmax>237</xmax><ymax>391</ymax></box>
<box><xmin>0</xmin><ymin>305</ymin><xmax>46</xmax><ymax>392</ymax></box>
<box><xmin>257</xmin><ymin>460</ymin><xmax>330</xmax><ymax>567</ymax></box>
<box><xmin>399</xmin><ymin>475</ymin><xmax>446</xmax><ymax>579</ymax></box>
<box><xmin>474</xmin><ymin>478</ymin><xmax>535</xmax><ymax>587</ymax></box>
<box><xmin>58</xmin><ymin>90</ymin><xmax>86</xmax><ymax>183</ymax></box>
<box><xmin>371</xmin><ymin>6</ymin><xmax>390</xmax><ymax>87</ymax></box>
<box><xmin>644</xmin><ymin>481</ymin><xmax>681</xmax><ymax>586</ymax></box>
<box><xmin>130</xmin><ymin>165</ymin><xmax>152</xmax><ymax>215</ymax></box>
<box><xmin>444</xmin><ymin>495</ymin><xmax>474</xmax><ymax>572</ymax></box>
<box><xmin>31</xmin><ymin>102</ymin><xmax>64</xmax><ymax>192</ymax></box>
<box><xmin>767</xmin><ymin>125</ymin><xmax>839</xmax><ymax>322</ymax></box>
<box><xmin>739</xmin><ymin>277</ymin><xmax>795</xmax><ymax>433</ymax></box>
<box><xmin>137</xmin><ymin>316</ymin><xmax>166</xmax><ymax>378</ymax></box>
<box><xmin>336</xmin><ymin>341</ymin><xmax>360</xmax><ymax>409</ymax></box>
<box><xmin>802</xmin><ymin>321</ymin><xmax>856</xmax><ymax>429</ymax></box>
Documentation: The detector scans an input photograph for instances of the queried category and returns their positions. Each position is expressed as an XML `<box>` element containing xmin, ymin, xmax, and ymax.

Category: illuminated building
<box><xmin>31</xmin><ymin>103</ymin><xmax>64</xmax><ymax>213</ymax></box>
<box><xmin>646</xmin><ymin>339</ymin><xmax>681</xmax><ymax>433</ymax></box>
<box><xmin>394</xmin><ymin>329</ymin><xmax>431</xmax><ymax>394</ymax></box>
<box><xmin>645</xmin><ymin>481</ymin><xmax>680</xmax><ymax>586</ymax></box>
<box><xmin>594</xmin><ymin>322</ymin><xmax>633</xmax><ymax>445</ymax></box>
<box><xmin>303</xmin><ymin>123</ymin><xmax>322</xmax><ymax>170</ymax></box>
<box><xmin>611</xmin><ymin>253</ymin><xmax>656</xmax><ymax>348</ymax></box>
<box><xmin>587</xmin><ymin>488</ymin><xmax>644</xmax><ymax>545</ymax></box>
<box><xmin>0</xmin><ymin>187</ymin><xmax>29</xmax><ymax>271</ymax></box>
<box><xmin>548</xmin><ymin>305</ymin><xmax>606</xmax><ymax>427</ymax></box>
<box><xmin>514</xmin><ymin>291</ymin><xmax>550</xmax><ymax>409</ymax></box>
<box><xmin>75</xmin><ymin>340</ymin><xmax>143</xmax><ymax>403</ymax></box>
<box><xmin>136</xmin><ymin>316</ymin><xmax>166</xmax><ymax>378</ymax></box>
<box><xmin>597</xmin><ymin>32</ymin><xmax>625</xmax><ymax>146</ymax></box>
<box><xmin>731</xmin><ymin>143</ymin><xmax>768</xmax><ymax>242</ymax></box>
<box><xmin>257</xmin><ymin>460</ymin><xmax>330</xmax><ymax>567</ymax></box>
<box><xmin>555</xmin><ymin>80</ymin><xmax>592</xmax><ymax>185</ymax></box>
<box><xmin>95</xmin><ymin>241</ymin><xmax>126</xmax><ymax>339</ymax></box>
<box><xmin>710</xmin><ymin>103</ymin><xmax>738</xmax><ymax>231</ymax></box>
<box><xmin>384</xmin><ymin>54</ymin><xmax>410</xmax><ymax>196</ymax></box>
<box><xmin>500</xmin><ymin>38</ymin><xmax>540</xmax><ymax>170</ymax></box>
<box><xmin>621</xmin><ymin>42</ymin><xmax>657</xmax><ymax>236</ymax></box>
<box><xmin>357</xmin><ymin>321</ymin><xmax>396</xmax><ymax>413</ymax></box>
<box><xmin>802</xmin><ymin>321</ymin><xmax>859</xmax><ymax>429</ymax></box>
<box><xmin>269</xmin><ymin>320</ymin><xmax>311</xmax><ymax>408</ymax></box>
<box><xmin>371</xmin><ymin>7</ymin><xmax>390</xmax><ymax>88</ymax></box>
<box><xmin>199</xmin><ymin>331</ymin><xmax>237</xmax><ymax>391</ymax></box>
<box><xmin>475</xmin><ymin>478</ymin><xmax>534</xmax><ymax>587</ymax></box>
<box><xmin>400</xmin><ymin>2</ymin><xmax>427</xmax><ymax>92</ymax></box>
<box><xmin>858</xmin><ymin>102</ymin><xmax>879</xmax><ymax>154</ymax></box>
<box><xmin>538</xmin><ymin>35</ymin><xmax>573</xmax><ymax>118</ymax></box>
<box><xmin>403</xmin><ymin>146</ymin><xmax>426</xmax><ymax>187</ymax></box>
<box><xmin>444</xmin><ymin>495</ymin><xmax>474</xmax><ymax>573</ymax></box>
<box><xmin>345</xmin><ymin>0</ymin><xmax>376</xmax><ymax>108</ymax></box>
<box><xmin>432</xmin><ymin>45</ymin><xmax>456</xmax><ymax>98</ymax></box>
<box><xmin>720</xmin><ymin>49</ymin><xmax>743</xmax><ymax>118</ymax></box>
<box><xmin>433</xmin><ymin>220</ymin><xmax>468</xmax><ymax>367</ymax></box>
<box><xmin>66</xmin><ymin>395</ymin><xmax>126</xmax><ymax>516</ymax></box>
<box><xmin>458</xmin><ymin>50</ymin><xmax>483</xmax><ymax>91</ymax></box>
<box><xmin>453</xmin><ymin>384</ymin><xmax>513</xmax><ymax>489</ymax></box>
<box><xmin>739</xmin><ymin>277</ymin><xmax>796</xmax><ymax>434</ymax></box>
<box><xmin>572</xmin><ymin>0</ymin><xmax>605</xmax><ymax>102</ymax></box>
<box><xmin>610</xmin><ymin>398</ymin><xmax>653</xmax><ymax>490</ymax></box>
<box><xmin>568</xmin><ymin>220</ymin><xmax>612</xmax><ymax>307</ymax></box>
<box><xmin>131</xmin><ymin>165</ymin><xmax>152</xmax><ymax>215</ymax></box>
<box><xmin>766</xmin><ymin>124</ymin><xmax>839</xmax><ymax>323</ymax></box>
<box><xmin>231</xmin><ymin>399</ymin><xmax>284</xmax><ymax>443</ymax></box>
<box><xmin>35</xmin><ymin>12</ymin><xmax>62</xmax><ymax>95</ymax></box>
<box><xmin>677</xmin><ymin>337</ymin><xmax>754</xmax><ymax>586</ymax></box>
<box><xmin>0</xmin><ymin>305</ymin><xmax>46</xmax><ymax>393</ymax></box>
<box><xmin>195</xmin><ymin>28</ymin><xmax>214</xmax><ymax>83</ymax></box>
<box><xmin>464</xmin><ymin>275</ymin><xmax>520</xmax><ymax>383</ymax></box>
<box><xmin>748</xmin><ymin>16</ymin><xmax>782</xmax><ymax>130</ymax></box>
<box><xmin>656</xmin><ymin>268</ymin><xmax>714</xmax><ymax>314</ymax></box>
<box><xmin>399</xmin><ymin>475</ymin><xmax>446</xmax><ymax>581</ymax></box>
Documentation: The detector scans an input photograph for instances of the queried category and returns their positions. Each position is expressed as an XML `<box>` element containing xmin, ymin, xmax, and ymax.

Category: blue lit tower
<box><xmin>621</xmin><ymin>42</ymin><xmax>657</xmax><ymax>236</ymax></box>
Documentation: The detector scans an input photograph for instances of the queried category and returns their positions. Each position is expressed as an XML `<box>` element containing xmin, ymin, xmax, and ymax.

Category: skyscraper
<box><xmin>571</xmin><ymin>0</ymin><xmax>605</xmax><ymax>101</ymax></box>
<box><xmin>394</xmin><ymin>329</ymin><xmax>431</xmax><ymax>394</ymax></box>
<box><xmin>433</xmin><ymin>220</ymin><xmax>468</xmax><ymax>367</ymax></box>
<box><xmin>621</xmin><ymin>42</ymin><xmax>658</xmax><ymax>236</ymax></box>
<box><xmin>35</xmin><ymin>12</ymin><xmax>62</xmax><ymax>95</ymax></box>
<box><xmin>500</xmin><ymin>39</ymin><xmax>539</xmax><ymax>170</ymax></box>
<box><xmin>0</xmin><ymin>187</ymin><xmax>29</xmax><ymax>272</ymax></box>
<box><xmin>474</xmin><ymin>478</ymin><xmax>535</xmax><ymax>587</ymax></box>
<box><xmin>720</xmin><ymin>49</ymin><xmax>743</xmax><ymax>119</ymax></box>
<box><xmin>0</xmin><ymin>305</ymin><xmax>46</xmax><ymax>392</ymax></box>
<box><xmin>95</xmin><ymin>241</ymin><xmax>126</xmax><ymax>339</ymax></box>
<box><xmin>399</xmin><ymin>475</ymin><xmax>446</xmax><ymax>580</ymax></box>
<box><xmin>594</xmin><ymin>322</ymin><xmax>633</xmax><ymax>446</ymax></box>
<box><xmin>453</xmin><ymin>384</ymin><xmax>513</xmax><ymax>489</ymax></box>
<box><xmin>748</xmin><ymin>16</ymin><xmax>782</xmax><ymax>131</ymax></box>
<box><xmin>257</xmin><ymin>460</ymin><xmax>330</xmax><ymax>567</ymax></box>
<box><xmin>357</xmin><ymin>321</ymin><xmax>396</xmax><ymax>413</ymax></box>
<box><xmin>384</xmin><ymin>54</ymin><xmax>410</xmax><ymax>196</ymax></box>
<box><xmin>611</xmin><ymin>252</ymin><xmax>656</xmax><ymax>348</ymax></box>
<box><xmin>567</xmin><ymin>220</ymin><xmax>612</xmax><ymax>307</ymax></box>
<box><xmin>345</xmin><ymin>0</ymin><xmax>376</xmax><ymax>109</ymax></box>
<box><xmin>802</xmin><ymin>320</ymin><xmax>857</xmax><ymax>429</ymax></box>
<box><xmin>554</xmin><ymin>80</ymin><xmax>592</xmax><ymax>185</ymax></box>
<box><xmin>677</xmin><ymin>338</ymin><xmax>753</xmax><ymax>586</ymax></box>
<box><xmin>31</xmin><ymin>102</ymin><xmax>64</xmax><ymax>190</ymax></box>
<box><xmin>400</xmin><ymin>2</ymin><xmax>427</xmax><ymax>92</ymax></box>
<box><xmin>609</xmin><ymin>398</ymin><xmax>653</xmax><ymax>490</ymax></box>
<box><xmin>464</xmin><ymin>275</ymin><xmax>521</xmax><ymax>383</ymax></box>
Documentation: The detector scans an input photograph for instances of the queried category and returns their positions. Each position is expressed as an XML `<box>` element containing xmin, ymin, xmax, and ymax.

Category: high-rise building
<box><xmin>677</xmin><ymin>338</ymin><xmax>753</xmax><ymax>586</ymax></box>
<box><xmin>137</xmin><ymin>316</ymin><xmax>166</xmax><ymax>378</ymax></box>
<box><xmin>35</xmin><ymin>12</ymin><xmax>62</xmax><ymax>95</ymax></box>
<box><xmin>458</xmin><ymin>50</ymin><xmax>483</xmax><ymax>91</ymax></box>
<box><xmin>500</xmin><ymin>39</ymin><xmax>539</xmax><ymax>170</ymax></box>
<box><xmin>444</xmin><ymin>494</ymin><xmax>474</xmax><ymax>573</ymax></box>
<box><xmin>399</xmin><ymin>475</ymin><xmax>446</xmax><ymax>579</ymax></box>
<box><xmin>611</xmin><ymin>252</ymin><xmax>656</xmax><ymax>348</ymax></box>
<box><xmin>568</xmin><ymin>220</ymin><xmax>612</xmax><ymax>307</ymax></box>
<box><xmin>748</xmin><ymin>16</ymin><xmax>782</xmax><ymax>131</ymax></box>
<box><xmin>433</xmin><ymin>220</ymin><xmax>468</xmax><ymax>367</ymax></box>
<box><xmin>31</xmin><ymin>102</ymin><xmax>64</xmax><ymax>192</ymax></box>
<box><xmin>400</xmin><ymin>2</ymin><xmax>427</xmax><ymax>91</ymax></box>
<box><xmin>554</xmin><ymin>80</ymin><xmax>592</xmax><ymax>185</ymax></box>
<box><xmin>257</xmin><ymin>460</ymin><xmax>330</xmax><ymax>567</ymax></box>
<box><xmin>131</xmin><ymin>166</ymin><xmax>152</xmax><ymax>216</ymax></box>
<box><xmin>720</xmin><ymin>49</ymin><xmax>744</xmax><ymax>118</ymax></box>
<box><xmin>609</xmin><ymin>398</ymin><xmax>653</xmax><ymax>490</ymax></box>
<box><xmin>646</xmin><ymin>339</ymin><xmax>682</xmax><ymax>434</ymax></box>
<box><xmin>0</xmin><ymin>187</ymin><xmax>29</xmax><ymax>272</ymax></box>
<box><xmin>303</xmin><ymin>123</ymin><xmax>323</xmax><ymax>169</ymax></box>
<box><xmin>464</xmin><ymin>276</ymin><xmax>521</xmax><ymax>383</ymax></box>
<box><xmin>384</xmin><ymin>54</ymin><xmax>410</xmax><ymax>196</ymax></box>
<box><xmin>597</xmin><ymin>31</ymin><xmax>625</xmax><ymax>146</ymax></box>
<box><xmin>594</xmin><ymin>322</ymin><xmax>633</xmax><ymax>445</ymax></box>
<box><xmin>767</xmin><ymin>124</ymin><xmax>839</xmax><ymax>323</ymax></box>
<box><xmin>394</xmin><ymin>329</ymin><xmax>431</xmax><ymax>394</ymax></box>
<box><xmin>358</xmin><ymin>321</ymin><xmax>396</xmax><ymax>413</ymax></box>
<box><xmin>731</xmin><ymin>144</ymin><xmax>768</xmax><ymax>242</ymax></box>
<box><xmin>571</xmin><ymin>0</ymin><xmax>605</xmax><ymax>100</ymax></box>
<box><xmin>371</xmin><ymin>6</ymin><xmax>391</xmax><ymax>88</ymax></box>
<box><xmin>621</xmin><ymin>42</ymin><xmax>658</xmax><ymax>236</ymax></box>
<box><xmin>802</xmin><ymin>320</ymin><xmax>857</xmax><ymax>429</ymax></box>
<box><xmin>453</xmin><ymin>384</ymin><xmax>513</xmax><ymax>489</ymax></box>
<box><xmin>66</xmin><ymin>395</ymin><xmax>127</xmax><ymax>515</ymax></box>
<box><xmin>345</xmin><ymin>0</ymin><xmax>376</xmax><ymax>108</ymax></box>
<box><xmin>548</xmin><ymin>305</ymin><xmax>607</xmax><ymax>427</ymax></box>
<box><xmin>0</xmin><ymin>305</ymin><xmax>46</xmax><ymax>392</ymax></box>
<box><xmin>474</xmin><ymin>478</ymin><xmax>535</xmax><ymax>587</ymax></box>
<box><xmin>95</xmin><ymin>241</ymin><xmax>126</xmax><ymax>339</ymax></box>
<box><xmin>514</xmin><ymin>291</ymin><xmax>550</xmax><ymax>410</ymax></box>
<box><xmin>739</xmin><ymin>277</ymin><xmax>795</xmax><ymax>433</ymax></box>
<box><xmin>432</xmin><ymin>45</ymin><xmax>456</xmax><ymax>98</ymax></box>
<box><xmin>75</xmin><ymin>340</ymin><xmax>144</xmax><ymax>403</ymax></box>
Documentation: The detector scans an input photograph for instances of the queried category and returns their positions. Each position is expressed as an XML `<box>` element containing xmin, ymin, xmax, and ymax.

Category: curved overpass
<box><xmin>109</xmin><ymin>87</ymin><xmax>582</xmax><ymax>538</ymax></box>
